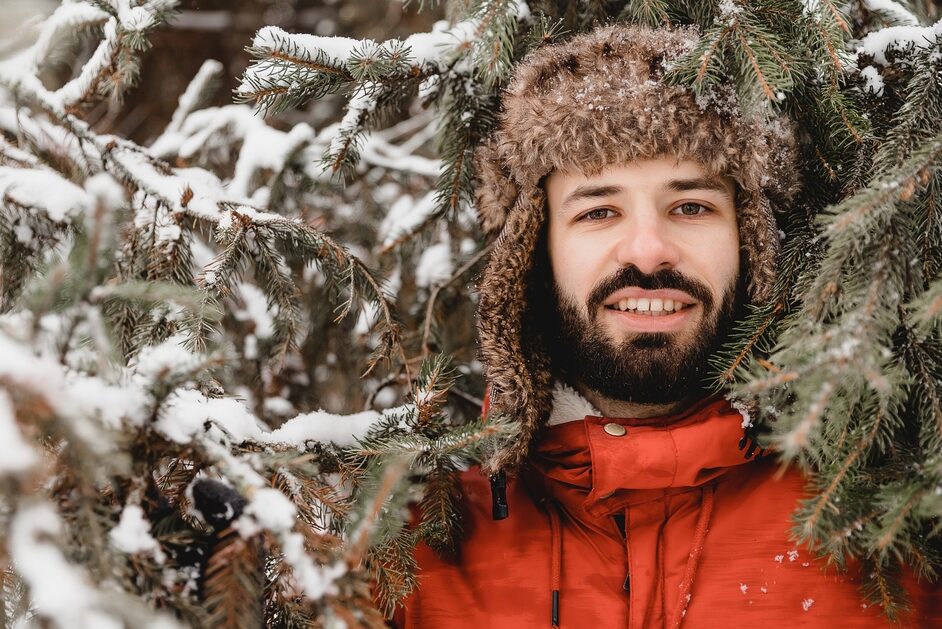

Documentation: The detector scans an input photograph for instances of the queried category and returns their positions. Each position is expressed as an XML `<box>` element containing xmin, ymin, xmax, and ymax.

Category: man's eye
<box><xmin>673</xmin><ymin>202</ymin><xmax>710</xmax><ymax>216</ymax></box>
<box><xmin>581</xmin><ymin>208</ymin><xmax>614</xmax><ymax>221</ymax></box>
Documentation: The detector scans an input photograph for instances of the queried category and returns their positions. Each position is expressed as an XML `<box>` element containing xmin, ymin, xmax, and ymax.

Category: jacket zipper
<box><xmin>614</xmin><ymin>513</ymin><xmax>631</xmax><ymax>594</ymax></box>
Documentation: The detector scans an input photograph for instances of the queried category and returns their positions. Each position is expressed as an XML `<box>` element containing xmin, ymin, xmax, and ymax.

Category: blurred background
<box><xmin>1</xmin><ymin>0</ymin><xmax>446</xmax><ymax>142</ymax></box>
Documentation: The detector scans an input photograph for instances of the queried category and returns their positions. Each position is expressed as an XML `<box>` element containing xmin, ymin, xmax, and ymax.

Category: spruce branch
<box><xmin>345</xmin><ymin>455</ymin><xmax>412</xmax><ymax>568</ymax></box>
<box><xmin>863</xmin><ymin>558</ymin><xmax>909</xmax><ymax>621</ymax></box>
<box><xmin>799</xmin><ymin>408</ymin><xmax>885</xmax><ymax>546</ymax></box>
<box><xmin>468</xmin><ymin>0</ymin><xmax>522</xmax><ymax>86</ymax></box>
<box><xmin>251</xmin><ymin>231</ymin><xmax>301</xmax><ymax>369</ymax></box>
<box><xmin>617</xmin><ymin>0</ymin><xmax>672</xmax><ymax>27</ymax></box>
<box><xmin>420</xmin><ymin>243</ymin><xmax>493</xmax><ymax>357</ymax></box>
<box><xmin>367</xmin><ymin>532</ymin><xmax>418</xmax><ymax>617</ymax></box>
<box><xmin>711</xmin><ymin>300</ymin><xmax>785</xmax><ymax>386</ymax></box>
<box><xmin>909</xmin><ymin>277</ymin><xmax>942</xmax><ymax>336</ymax></box>
<box><xmin>263</xmin><ymin>218</ymin><xmax>407</xmax><ymax>378</ymax></box>
<box><xmin>203</xmin><ymin>527</ymin><xmax>264</xmax><ymax>629</ymax></box>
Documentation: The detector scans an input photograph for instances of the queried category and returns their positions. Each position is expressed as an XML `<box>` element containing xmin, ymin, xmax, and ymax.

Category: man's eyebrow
<box><xmin>559</xmin><ymin>184</ymin><xmax>624</xmax><ymax>211</ymax></box>
<box><xmin>665</xmin><ymin>177</ymin><xmax>733</xmax><ymax>200</ymax></box>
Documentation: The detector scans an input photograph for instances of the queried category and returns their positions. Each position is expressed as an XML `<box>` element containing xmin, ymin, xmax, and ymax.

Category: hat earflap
<box><xmin>478</xmin><ymin>186</ymin><xmax>555</xmax><ymax>475</ymax></box>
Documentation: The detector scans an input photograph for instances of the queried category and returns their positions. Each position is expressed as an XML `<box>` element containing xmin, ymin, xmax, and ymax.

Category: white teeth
<box><xmin>609</xmin><ymin>297</ymin><xmax>692</xmax><ymax>313</ymax></box>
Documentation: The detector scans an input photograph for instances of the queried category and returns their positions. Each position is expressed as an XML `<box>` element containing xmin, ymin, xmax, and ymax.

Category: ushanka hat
<box><xmin>473</xmin><ymin>24</ymin><xmax>801</xmax><ymax>478</ymax></box>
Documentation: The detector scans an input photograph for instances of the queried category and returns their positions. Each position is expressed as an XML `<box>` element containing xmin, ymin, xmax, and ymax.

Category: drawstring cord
<box><xmin>669</xmin><ymin>484</ymin><xmax>716</xmax><ymax>629</ymax></box>
<box><xmin>547</xmin><ymin>501</ymin><xmax>563</xmax><ymax>628</ymax></box>
<box><xmin>490</xmin><ymin>471</ymin><xmax>509</xmax><ymax>520</ymax></box>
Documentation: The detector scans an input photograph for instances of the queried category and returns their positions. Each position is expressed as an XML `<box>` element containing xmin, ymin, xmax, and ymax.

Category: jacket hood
<box><xmin>473</xmin><ymin>24</ymin><xmax>801</xmax><ymax>475</ymax></box>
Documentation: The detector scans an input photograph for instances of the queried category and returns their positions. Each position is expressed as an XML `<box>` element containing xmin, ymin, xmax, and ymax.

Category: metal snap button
<box><xmin>603</xmin><ymin>422</ymin><xmax>627</xmax><ymax>437</ymax></box>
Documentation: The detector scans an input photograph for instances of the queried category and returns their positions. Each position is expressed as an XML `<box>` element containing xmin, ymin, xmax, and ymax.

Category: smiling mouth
<box><xmin>603</xmin><ymin>297</ymin><xmax>695</xmax><ymax>316</ymax></box>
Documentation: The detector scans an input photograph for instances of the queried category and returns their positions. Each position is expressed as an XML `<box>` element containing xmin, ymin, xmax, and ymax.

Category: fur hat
<box><xmin>473</xmin><ymin>24</ymin><xmax>801</xmax><ymax>475</ymax></box>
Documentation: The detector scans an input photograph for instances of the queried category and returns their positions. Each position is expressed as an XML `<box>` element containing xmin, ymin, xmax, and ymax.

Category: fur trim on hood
<box><xmin>473</xmin><ymin>23</ymin><xmax>801</xmax><ymax>475</ymax></box>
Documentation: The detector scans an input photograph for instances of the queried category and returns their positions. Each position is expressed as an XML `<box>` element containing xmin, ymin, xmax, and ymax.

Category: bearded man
<box><xmin>391</xmin><ymin>24</ymin><xmax>940</xmax><ymax>628</ymax></box>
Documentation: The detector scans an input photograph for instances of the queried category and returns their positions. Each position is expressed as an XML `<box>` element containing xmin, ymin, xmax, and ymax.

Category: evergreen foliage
<box><xmin>2</xmin><ymin>0</ymin><xmax>942</xmax><ymax>626</ymax></box>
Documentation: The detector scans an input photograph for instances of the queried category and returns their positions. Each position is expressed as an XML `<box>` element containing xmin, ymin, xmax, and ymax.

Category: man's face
<box><xmin>543</xmin><ymin>157</ymin><xmax>742</xmax><ymax>405</ymax></box>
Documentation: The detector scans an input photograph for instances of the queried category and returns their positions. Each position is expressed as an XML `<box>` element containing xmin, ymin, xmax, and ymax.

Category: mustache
<box><xmin>586</xmin><ymin>266</ymin><xmax>714</xmax><ymax>312</ymax></box>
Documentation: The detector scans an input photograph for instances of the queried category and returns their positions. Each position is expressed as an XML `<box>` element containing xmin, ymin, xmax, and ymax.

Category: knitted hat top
<box><xmin>473</xmin><ymin>23</ymin><xmax>801</xmax><ymax>475</ymax></box>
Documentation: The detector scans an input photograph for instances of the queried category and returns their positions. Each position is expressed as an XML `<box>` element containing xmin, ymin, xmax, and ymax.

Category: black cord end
<box><xmin>490</xmin><ymin>471</ymin><xmax>508</xmax><ymax>520</ymax></box>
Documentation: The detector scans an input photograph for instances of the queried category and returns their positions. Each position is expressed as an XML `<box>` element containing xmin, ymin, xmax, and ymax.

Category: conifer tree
<box><xmin>2</xmin><ymin>0</ymin><xmax>942</xmax><ymax>627</ymax></box>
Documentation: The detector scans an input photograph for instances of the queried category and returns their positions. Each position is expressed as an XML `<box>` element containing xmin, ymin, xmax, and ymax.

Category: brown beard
<box><xmin>546</xmin><ymin>265</ymin><xmax>745</xmax><ymax>405</ymax></box>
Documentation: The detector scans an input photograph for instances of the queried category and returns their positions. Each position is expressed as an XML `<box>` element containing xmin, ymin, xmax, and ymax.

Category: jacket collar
<box><xmin>530</xmin><ymin>384</ymin><xmax>754</xmax><ymax>519</ymax></box>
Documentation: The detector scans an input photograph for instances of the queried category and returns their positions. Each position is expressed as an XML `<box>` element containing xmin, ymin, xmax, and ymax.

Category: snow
<box><xmin>166</xmin><ymin>59</ymin><xmax>224</xmax><ymax>134</ymax></box>
<box><xmin>23</xmin><ymin>2</ymin><xmax>111</xmax><ymax>74</ymax></box>
<box><xmin>119</xmin><ymin>4</ymin><xmax>156</xmax><ymax>32</ymax></box>
<box><xmin>231</xmin><ymin>121</ymin><xmax>314</xmax><ymax>198</ymax></box>
<box><xmin>156</xmin><ymin>388</ymin><xmax>406</xmax><ymax>451</ymax></box>
<box><xmin>264</xmin><ymin>396</ymin><xmax>295</xmax><ymax>417</ymax></box>
<box><xmin>63</xmin><ymin>372</ymin><xmax>150</xmax><ymax>431</ymax></box>
<box><xmin>244</xmin><ymin>2</ymin><xmax>531</xmax><ymax>96</ymax></box>
<box><xmin>802</xmin><ymin>598</ymin><xmax>815</xmax><ymax>611</ymax></box>
<box><xmin>379</xmin><ymin>189</ymin><xmax>438</xmax><ymax>245</ymax></box>
<box><xmin>0</xmin><ymin>388</ymin><xmax>39</xmax><ymax>474</ymax></box>
<box><xmin>0</xmin><ymin>106</ymin><xmax>100</xmax><ymax>173</ymax></box>
<box><xmin>860</xmin><ymin>65</ymin><xmax>885</xmax><ymax>95</ymax></box>
<box><xmin>359</xmin><ymin>134</ymin><xmax>441</xmax><ymax>177</ymax></box>
<box><xmin>240</xmin><ymin>487</ymin><xmax>297</xmax><ymax>534</ymax></box>
<box><xmin>728</xmin><ymin>396</ymin><xmax>753</xmax><ymax>429</ymax></box>
<box><xmin>244</xmin><ymin>334</ymin><xmax>259</xmax><ymax>360</ymax></box>
<box><xmin>328</xmin><ymin>84</ymin><xmax>377</xmax><ymax>158</ymax></box>
<box><xmin>152</xmin><ymin>104</ymin><xmax>255</xmax><ymax>158</ymax></box>
<box><xmin>0</xmin><ymin>331</ymin><xmax>147</xmax><ymax>440</ymax></box>
<box><xmin>123</xmin><ymin>152</ymin><xmax>227</xmax><ymax>218</ymax></box>
<box><xmin>85</xmin><ymin>172</ymin><xmax>127</xmax><ymax>211</ymax></box>
<box><xmin>415</xmin><ymin>241</ymin><xmax>452</xmax><ymax>288</ymax></box>
<box><xmin>264</xmin><ymin>408</ymin><xmax>384</xmax><ymax>448</ymax></box>
<box><xmin>279</xmin><ymin>531</ymin><xmax>346</xmax><ymax>599</ymax></box>
<box><xmin>217</xmin><ymin>210</ymin><xmax>233</xmax><ymax>231</ymax></box>
<box><xmin>9</xmin><ymin>502</ymin><xmax>100</xmax><ymax>626</ymax></box>
<box><xmin>252</xmin><ymin>25</ymin><xmax>367</xmax><ymax>62</ymax></box>
<box><xmin>132</xmin><ymin>335</ymin><xmax>203</xmax><ymax>381</ymax></box>
<box><xmin>862</xmin><ymin>0</ymin><xmax>919</xmax><ymax>26</ymax></box>
<box><xmin>14</xmin><ymin>220</ymin><xmax>33</xmax><ymax>245</ymax></box>
<box><xmin>55</xmin><ymin>17</ymin><xmax>119</xmax><ymax>107</ymax></box>
<box><xmin>157</xmin><ymin>389</ymin><xmax>262</xmax><ymax>444</ymax></box>
<box><xmin>739</xmin><ymin>583</ymin><xmax>748</xmax><ymax>593</ymax></box>
<box><xmin>248</xmin><ymin>18</ymin><xmax>477</xmax><ymax>76</ymax></box>
<box><xmin>110</xmin><ymin>505</ymin><xmax>166</xmax><ymax>562</ymax></box>
<box><xmin>236</xmin><ymin>284</ymin><xmax>275</xmax><ymax>339</ymax></box>
<box><xmin>856</xmin><ymin>19</ymin><xmax>942</xmax><ymax>65</ymax></box>
<box><xmin>717</xmin><ymin>0</ymin><xmax>744</xmax><ymax>19</ymax></box>
<box><xmin>0</xmin><ymin>166</ymin><xmax>93</xmax><ymax>222</ymax></box>
<box><xmin>398</xmin><ymin>20</ymin><xmax>465</xmax><ymax>68</ymax></box>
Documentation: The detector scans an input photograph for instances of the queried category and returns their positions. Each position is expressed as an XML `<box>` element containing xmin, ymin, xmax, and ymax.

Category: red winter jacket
<box><xmin>392</xmin><ymin>395</ymin><xmax>941</xmax><ymax>628</ymax></box>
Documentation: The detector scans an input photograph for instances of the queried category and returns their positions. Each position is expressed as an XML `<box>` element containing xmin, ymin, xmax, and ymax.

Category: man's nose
<box><xmin>613</xmin><ymin>213</ymin><xmax>681</xmax><ymax>275</ymax></box>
